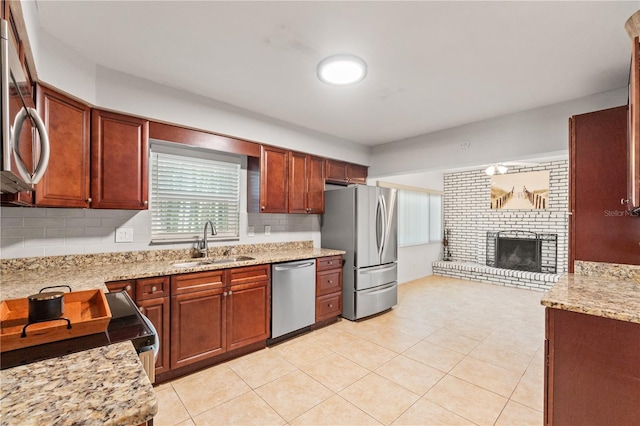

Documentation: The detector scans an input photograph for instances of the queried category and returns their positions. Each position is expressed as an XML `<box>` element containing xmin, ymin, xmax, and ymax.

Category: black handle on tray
<box><xmin>21</xmin><ymin>318</ymin><xmax>72</xmax><ymax>338</ymax></box>
<box><xmin>38</xmin><ymin>285</ymin><xmax>72</xmax><ymax>293</ymax></box>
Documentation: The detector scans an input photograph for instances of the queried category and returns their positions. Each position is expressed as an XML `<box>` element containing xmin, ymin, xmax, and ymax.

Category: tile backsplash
<box><xmin>0</xmin><ymin>207</ymin><xmax>320</xmax><ymax>259</ymax></box>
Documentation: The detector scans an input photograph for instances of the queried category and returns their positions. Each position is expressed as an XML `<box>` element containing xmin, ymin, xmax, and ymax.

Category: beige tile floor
<box><xmin>152</xmin><ymin>275</ymin><xmax>545</xmax><ymax>425</ymax></box>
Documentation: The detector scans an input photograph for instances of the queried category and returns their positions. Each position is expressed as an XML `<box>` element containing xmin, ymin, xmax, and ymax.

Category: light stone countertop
<box><xmin>0</xmin><ymin>341</ymin><xmax>157</xmax><ymax>426</ymax></box>
<box><xmin>0</xmin><ymin>244</ymin><xmax>344</xmax><ymax>425</ymax></box>
<box><xmin>0</xmin><ymin>247</ymin><xmax>345</xmax><ymax>300</ymax></box>
<box><xmin>541</xmin><ymin>273</ymin><xmax>640</xmax><ymax>324</ymax></box>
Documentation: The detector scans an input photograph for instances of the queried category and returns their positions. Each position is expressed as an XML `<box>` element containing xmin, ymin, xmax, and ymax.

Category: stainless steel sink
<box><xmin>171</xmin><ymin>260</ymin><xmax>214</xmax><ymax>268</ymax></box>
<box><xmin>171</xmin><ymin>256</ymin><xmax>254</xmax><ymax>268</ymax></box>
<box><xmin>210</xmin><ymin>255</ymin><xmax>255</xmax><ymax>264</ymax></box>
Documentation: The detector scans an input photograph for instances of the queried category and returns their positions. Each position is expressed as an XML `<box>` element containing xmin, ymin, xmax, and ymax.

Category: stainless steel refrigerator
<box><xmin>321</xmin><ymin>185</ymin><xmax>398</xmax><ymax>320</ymax></box>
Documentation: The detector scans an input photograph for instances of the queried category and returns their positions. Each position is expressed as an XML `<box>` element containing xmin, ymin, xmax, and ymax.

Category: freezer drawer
<box><xmin>355</xmin><ymin>262</ymin><xmax>397</xmax><ymax>291</ymax></box>
<box><xmin>355</xmin><ymin>282</ymin><xmax>398</xmax><ymax>319</ymax></box>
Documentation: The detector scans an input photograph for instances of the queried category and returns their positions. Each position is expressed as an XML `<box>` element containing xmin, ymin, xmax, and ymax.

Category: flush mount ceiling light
<box><xmin>317</xmin><ymin>54</ymin><xmax>367</xmax><ymax>86</ymax></box>
<box><xmin>485</xmin><ymin>164</ymin><xmax>508</xmax><ymax>176</ymax></box>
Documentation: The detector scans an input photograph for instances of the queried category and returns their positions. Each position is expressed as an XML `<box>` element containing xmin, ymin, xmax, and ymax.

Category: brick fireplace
<box><xmin>433</xmin><ymin>160</ymin><xmax>568</xmax><ymax>291</ymax></box>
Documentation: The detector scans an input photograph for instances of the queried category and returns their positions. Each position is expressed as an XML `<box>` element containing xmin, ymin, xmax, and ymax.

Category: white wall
<box><xmin>369</xmin><ymin>88</ymin><xmax>627</xmax><ymax>178</ymax></box>
<box><xmin>367</xmin><ymin>170</ymin><xmax>444</xmax><ymax>284</ymax></box>
<box><xmin>19</xmin><ymin>1</ymin><xmax>370</xmax><ymax>166</ymax></box>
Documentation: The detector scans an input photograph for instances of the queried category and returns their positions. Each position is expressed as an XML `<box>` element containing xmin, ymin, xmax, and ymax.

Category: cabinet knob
<box><xmin>223</xmin><ymin>291</ymin><xmax>228</xmax><ymax>296</ymax></box>
<box><xmin>329</xmin><ymin>304</ymin><xmax>333</xmax><ymax>308</ymax></box>
<box><xmin>228</xmin><ymin>290</ymin><xmax>233</xmax><ymax>295</ymax></box>
<box><xmin>622</xmin><ymin>198</ymin><xmax>630</xmax><ymax>205</ymax></box>
<box><xmin>328</xmin><ymin>261</ymin><xmax>333</xmax><ymax>265</ymax></box>
<box><xmin>151</xmin><ymin>286</ymin><xmax>157</xmax><ymax>292</ymax></box>
<box><xmin>261</xmin><ymin>206</ymin><xmax>265</xmax><ymax>211</ymax></box>
<box><xmin>86</xmin><ymin>197</ymin><xmax>92</xmax><ymax>203</ymax></box>
<box><xmin>125</xmin><ymin>285</ymin><xmax>132</xmax><ymax>291</ymax></box>
<box><xmin>328</xmin><ymin>280</ymin><xmax>333</xmax><ymax>284</ymax></box>
<box><xmin>143</xmin><ymin>200</ymin><xmax>148</xmax><ymax>206</ymax></box>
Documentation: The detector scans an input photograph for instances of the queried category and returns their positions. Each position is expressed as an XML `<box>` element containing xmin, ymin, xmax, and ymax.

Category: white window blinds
<box><xmin>150</xmin><ymin>145</ymin><xmax>241</xmax><ymax>242</ymax></box>
<box><xmin>397</xmin><ymin>189</ymin><xmax>443</xmax><ymax>247</ymax></box>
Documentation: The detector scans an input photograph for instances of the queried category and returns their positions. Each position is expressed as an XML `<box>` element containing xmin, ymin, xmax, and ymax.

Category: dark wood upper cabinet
<box><xmin>569</xmin><ymin>105</ymin><xmax>640</xmax><ymax>267</ymax></box>
<box><xmin>91</xmin><ymin>109</ymin><xmax>149</xmax><ymax>209</ymax></box>
<box><xmin>35</xmin><ymin>85</ymin><xmax>91</xmax><ymax>208</ymax></box>
<box><xmin>325</xmin><ymin>159</ymin><xmax>368</xmax><ymax>185</ymax></box>
<box><xmin>289</xmin><ymin>152</ymin><xmax>325</xmax><ymax>214</ymax></box>
<box><xmin>627</xmin><ymin>36</ymin><xmax>640</xmax><ymax>212</ymax></box>
<box><xmin>248</xmin><ymin>145</ymin><xmax>289</xmax><ymax>213</ymax></box>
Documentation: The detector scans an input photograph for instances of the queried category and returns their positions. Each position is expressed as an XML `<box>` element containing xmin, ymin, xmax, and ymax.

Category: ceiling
<box><xmin>33</xmin><ymin>1</ymin><xmax>639</xmax><ymax>146</ymax></box>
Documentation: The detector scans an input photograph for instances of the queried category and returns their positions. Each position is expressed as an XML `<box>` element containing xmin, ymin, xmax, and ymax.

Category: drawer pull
<box><xmin>328</xmin><ymin>280</ymin><xmax>333</xmax><ymax>284</ymax></box>
<box><xmin>328</xmin><ymin>304</ymin><xmax>333</xmax><ymax>308</ymax></box>
<box><xmin>151</xmin><ymin>286</ymin><xmax>157</xmax><ymax>292</ymax></box>
<box><xmin>125</xmin><ymin>285</ymin><xmax>132</xmax><ymax>291</ymax></box>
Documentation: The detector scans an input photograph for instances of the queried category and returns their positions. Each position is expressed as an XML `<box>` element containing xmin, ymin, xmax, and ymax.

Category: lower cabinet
<box><xmin>545</xmin><ymin>308</ymin><xmax>640</xmax><ymax>425</ymax></box>
<box><xmin>315</xmin><ymin>255</ymin><xmax>343</xmax><ymax>322</ymax></box>
<box><xmin>108</xmin><ymin>264</ymin><xmax>271</xmax><ymax>381</ymax></box>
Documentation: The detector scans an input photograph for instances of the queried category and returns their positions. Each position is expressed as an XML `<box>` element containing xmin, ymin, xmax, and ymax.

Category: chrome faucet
<box><xmin>201</xmin><ymin>220</ymin><xmax>217</xmax><ymax>258</ymax></box>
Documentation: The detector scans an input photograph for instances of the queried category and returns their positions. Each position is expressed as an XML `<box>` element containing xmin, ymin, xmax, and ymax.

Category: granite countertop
<box><xmin>0</xmin><ymin>341</ymin><xmax>157</xmax><ymax>425</ymax></box>
<box><xmin>541</xmin><ymin>273</ymin><xmax>640</xmax><ymax>324</ymax></box>
<box><xmin>0</xmin><ymin>243</ymin><xmax>344</xmax><ymax>425</ymax></box>
<box><xmin>0</xmin><ymin>247</ymin><xmax>345</xmax><ymax>300</ymax></box>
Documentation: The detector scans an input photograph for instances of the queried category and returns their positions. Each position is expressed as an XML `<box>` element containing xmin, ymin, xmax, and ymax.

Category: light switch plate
<box><xmin>264</xmin><ymin>225</ymin><xmax>271</xmax><ymax>236</ymax></box>
<box><xmin>115</xmin><ymin>227</ymin><xmax>134</xmax><ymax>243</ymax></box>
<box><xmin>248</xmin><ymin>226</ymin><xmax>255</xmax><ymax>237</ymax></box>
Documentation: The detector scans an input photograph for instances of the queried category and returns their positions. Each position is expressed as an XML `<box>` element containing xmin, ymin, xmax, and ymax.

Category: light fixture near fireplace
<box><xmin>485</xmin><ymin>164</ymin><xmax>508</xmax><ymax>176</ymax></box>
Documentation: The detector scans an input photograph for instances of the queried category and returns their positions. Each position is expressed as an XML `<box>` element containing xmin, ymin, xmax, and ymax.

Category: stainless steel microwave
<box><xmin>1</xmin><ymin>18</ymin><xmax>49</xmax><ymax>194</ymax></box>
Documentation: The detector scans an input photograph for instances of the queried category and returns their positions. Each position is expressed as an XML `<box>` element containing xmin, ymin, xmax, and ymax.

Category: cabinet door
<box><xmin>138</xmin><ymin>297</ymin><xmax>170</xmax><ymax>375</ymax></box>
<box><xmin>570</xmin><ymin>106</ymin><xmax>640</xmax><ymax>266</ymax></box>
<box><xmin>306</xmin><ymin>155</ymin><xmax>325</xmax><ymax>214</ymax></box>
<box><xmin>259</xmin><ymin>146</ymin><xmax>288</xmax><ymax>213</ymax></box>
<box><xmin>91</xmin><ymin>109</ymin><xmax>149</xmax><ymax>209</ymax></box>
<box><xmin>227</xmin><ymin>265</ymin><xmax>270</xmax><ymax>351</ymax></box>
<box><xmin>347</xmin><ymin>163</ymin><xmax>368</xmax><ymax>184</ymax></box>
<box><xmin>35</xmin><ymin>86</ymin><xmax>91</xmax><ymax>207</ymax></box>
<box><xmin>226</xmin><ymin>279</ymin><xmax>270</xmax><ymax>351</ymax></box>
<box><xmin>170</xmin><ymin>288</ymin><xmax>226</xmax><ymax>369</ymax></box>
<box><xmin>325</xmin><ymin>159</ymin><xmax>348</xmax><ymax>184</ymax></box>
<box><xmin>288</xmin><ymin>151</ymin><xmax>308</xmax><ymax>214</ymax></box>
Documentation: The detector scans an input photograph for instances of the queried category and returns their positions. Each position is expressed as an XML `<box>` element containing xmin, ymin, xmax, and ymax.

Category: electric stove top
<box><xmin>1</xmin><ymin>291</ymin><xmax>155</xmax><ymax>370</ymax></box>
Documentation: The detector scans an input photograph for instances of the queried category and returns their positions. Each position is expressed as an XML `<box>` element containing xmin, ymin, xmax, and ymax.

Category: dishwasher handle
<box><xmin>273</xmin><ymin>261</ymin><xmax>315</xmax><ymax>271</ymax></box>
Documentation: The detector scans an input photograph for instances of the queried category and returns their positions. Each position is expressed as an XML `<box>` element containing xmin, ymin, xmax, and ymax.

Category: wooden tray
<box><xmin>0</xmin><ymin>290</ymin><xmax>112</xmax><ymax>352</ymax></box>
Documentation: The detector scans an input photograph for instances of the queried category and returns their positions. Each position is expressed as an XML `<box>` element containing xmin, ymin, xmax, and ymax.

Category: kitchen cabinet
<box><xmin>170</xmin><ymin>271</ymin><xmax>226</xmax><ymax>369</ymax></box>
<box><xmin>249</xmin><ymin>145</ymin><xmax>289</xmax><ymax>213</ymax></box>
<box><xmin>226</xmin><ymin>265</ymin><xmax>270</xmax><ymax>351</ymax></box>
<box><xmin>569</xmin><ymin>106</ymin><xmax>640</xmax><ymax>267</ymax></box>
<box><xmin>105</xmin><ymin>280</ymin><xmax>135</xmax><ymax>299</ymax></box>
<box><xmin>34</xmin><ymin>85</ymin><xmax>91</xmax><ymax>207</ymax></box>
<box><xmin>91</xmin><ymin>109</ymin><xmax>149</xmax><ymax>209</ymax></box>
<box><xmin>325</xmin><ymin>159</ymin><xmax>368</xmax><ymax>185</ymax></box>
<box><xmin>315</xmin><ymin>255</ymin><xmax>343</xmax><ymax>322</ymax></box>
<box><xmin>289</xmin><ymin>152</ymin><xmax>325</xmax><ymax>214</ymax></box>
<box><xmin>544</xmin><ymin>308</ymin><xmax>640</xmax><ymax>425</ymax></box>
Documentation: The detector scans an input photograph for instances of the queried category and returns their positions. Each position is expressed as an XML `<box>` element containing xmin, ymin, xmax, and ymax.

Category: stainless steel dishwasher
<box><xmin>271</xmin><ymin>259</ymin><xmax>316</xmax><ymax>339</ymax></box>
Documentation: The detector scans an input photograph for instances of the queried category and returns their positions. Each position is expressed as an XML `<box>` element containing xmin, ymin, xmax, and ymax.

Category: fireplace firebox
<box><xmin>486</xmin><ymin>230</ymin><xmax>557</xmax><ymax>273</ymax></box>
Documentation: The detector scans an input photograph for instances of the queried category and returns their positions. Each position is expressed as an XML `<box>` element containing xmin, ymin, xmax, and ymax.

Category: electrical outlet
<box><xmin>115</xmin><ymin>227</ymin><xmax>134</xmax><ymax>243</ymax></box>
<box><xmin>264</xmin><ymin>225</ymin><xmax>271</xmax><ymax>236</ymax></box>
<box><xmin>247</xmin><ymin>226</ymin><xmax>255</xmax><ymax>237</ymax></box>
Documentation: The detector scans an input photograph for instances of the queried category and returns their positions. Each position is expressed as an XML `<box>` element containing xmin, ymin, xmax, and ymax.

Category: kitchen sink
<box><xmin>171</xmin><ymin>256</ymin><xmax>255</xmax><ymax>268</ymax></box>
<box><xmin>210</xmin><ymin>255</ymin><xmax>255</xmax><ymax>264</ymax></box>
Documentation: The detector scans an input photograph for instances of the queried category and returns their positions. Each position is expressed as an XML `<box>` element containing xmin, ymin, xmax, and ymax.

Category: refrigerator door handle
<box><xmin>380</xmin><ymin>189</ymin><xmax>396</xmax><ymax>262</ymax></box>
<box><xmin>376</xmin><ymin>196</ymin><xmax>384</xmax><ymax>259</ymax></box>
<box><xmin>378</xmin><ymin>194</ymin><xmax>388</xmax><ymax>262</ymax></box>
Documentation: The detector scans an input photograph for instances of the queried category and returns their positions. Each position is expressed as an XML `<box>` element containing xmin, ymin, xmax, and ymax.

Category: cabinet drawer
<box><xmin>316</xmin><ymin>292</ymin><xmax>342</xmax><ymax>322</ymax></box>
<box><xmin>316</xmin><ymin>270</ymin><xmax>342</xmax><ymax>296</ymax></box>
<box><xmin>171</xmin><ymin>270</ymin><xmax>226</xmax><ymax>295</ymax></box>
<box><xmin>317</xmin><ymin>255</ymin><xmax>342</xmax><ymax>272</ymax></box>
<box><xmin>106</xmin><ymin>280</ymin><xmax>135</xmax><ymax>299</ymax></box>
<box><xmin>136</xmin><ymin>276</ymin><xmax>169</xmax><ymax>300</ymax></box>
<box><xmin>229</xmin><ymin>264</ymin><xmax>270</xmax><ymax>286</ymax></box>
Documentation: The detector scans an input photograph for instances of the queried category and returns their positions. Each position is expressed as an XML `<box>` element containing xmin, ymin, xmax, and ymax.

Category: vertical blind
<box><xmin>397</xmin><ymin>190</ymin><xmax>443</xmax><ymax>247</ymax></box>
<box><xmin>150</xmin><ymin>148</ymin><xmax>240</xmax><ymax>242</ymax></box>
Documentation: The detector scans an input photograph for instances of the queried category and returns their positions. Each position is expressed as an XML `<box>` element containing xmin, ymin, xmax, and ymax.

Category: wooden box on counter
<box><xmin>0</xmin><ymin>290</ymin><xmax>112</xmax><ymax>352</ymax></box>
